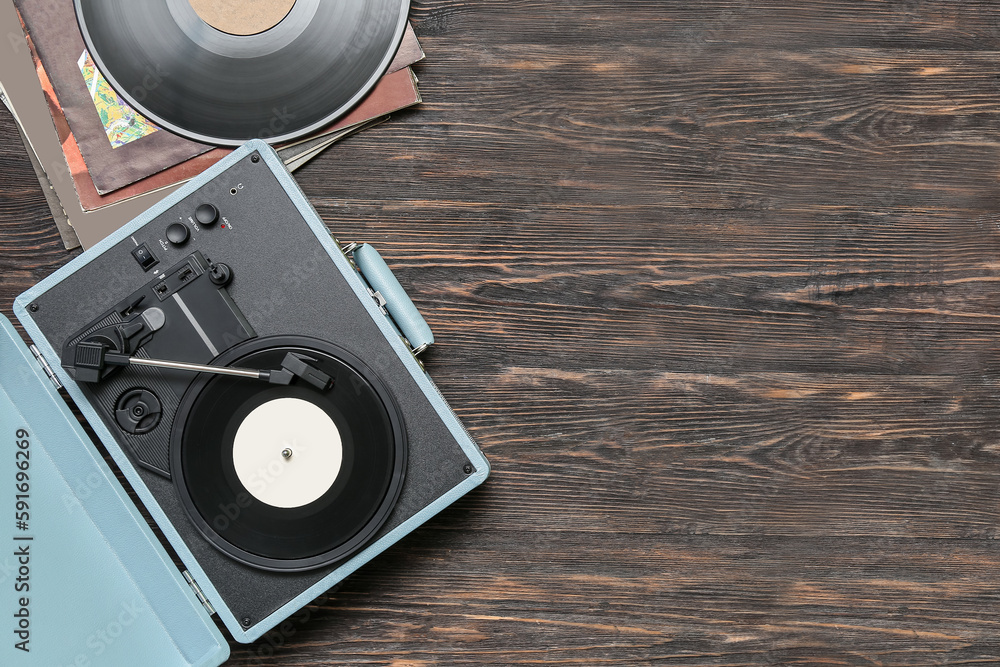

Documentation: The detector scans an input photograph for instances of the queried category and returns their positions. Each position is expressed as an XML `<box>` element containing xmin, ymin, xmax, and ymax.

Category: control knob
<box><xmin>166</xmin><ymin>222</ymin><xmax>189</xmax><ymax>245</ymax></box>
<box><xmin>196</xmin><ymin>203</ymin><xmax>219</xmax><ymax>226</ymax></box>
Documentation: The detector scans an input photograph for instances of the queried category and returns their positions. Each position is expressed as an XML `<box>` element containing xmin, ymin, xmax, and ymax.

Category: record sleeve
<box><xmin>14</xmin><ymin>0</ymin><xmax>213</xmax><ymax>194</ymax></box>
<box><xmin>76</xmin><ymin>0</ymin><xmax>412</xmax><ymax>146</ymax></box>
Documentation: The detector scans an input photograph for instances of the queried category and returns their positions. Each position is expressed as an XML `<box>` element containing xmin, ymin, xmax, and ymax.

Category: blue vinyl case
<box><xmin>0</xmin><ymin>315</ymin><xmax>229</xmax><ymax>666</ymax></box>
<box><xmin>1</xmin><ymin>140</ymin><xmax>489</xmax><ymax>663</ymax></box>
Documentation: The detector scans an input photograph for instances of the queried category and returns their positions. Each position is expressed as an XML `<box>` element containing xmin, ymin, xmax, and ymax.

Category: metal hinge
<box><xmin>29</xmin><ymin>345</ymin><xmax>62</xmax><ymax>390</ymax></box>
<box><xmin>183</xmin><ymin>570</ymin><xmax>216</xmax><ymax>616</ymax></box>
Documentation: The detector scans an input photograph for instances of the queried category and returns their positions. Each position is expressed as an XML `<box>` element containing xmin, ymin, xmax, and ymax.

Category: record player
<box><xmin>1</xmin><ymin>140</ymin><xmax>489</xmax><ymax>665</ymax></box>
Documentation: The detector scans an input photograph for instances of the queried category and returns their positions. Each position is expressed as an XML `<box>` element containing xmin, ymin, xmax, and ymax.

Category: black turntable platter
<box><xmin>171</xmin><ymin>335</ymin><xmax>407</xmax><ymax>572</ymax></box>
<box><xmin>74</xmin><ymin>0</ymin><xmax>411</xmax><ymax>145</ymax></box>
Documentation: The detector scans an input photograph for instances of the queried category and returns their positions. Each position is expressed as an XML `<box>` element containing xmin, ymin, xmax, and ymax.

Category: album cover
<box><xmin>75</xmin><ymin>0</ymin><xmax>410</xmax><ymax>145</ymax></box>
<box><xmin>14</xmin><ymin>0</ymin><xmax>214</xmax><ymax>194</ymax></box>
<box><xmin>2</xmin><ymin>95</ymin><xmax>80</xmax><ymax>248</ymax></box>
<box><xmin>0</xmin><ymin>0</ymin><xmax>174</xmax><ymax>250</ymax></box>
<box><xmin>37</xmin><ymin>65</ymin><xmax>420</xmax><ymax>213</ymax></box>
<box><xmin>15</xmin><ymin>14</ymin><xmax>423</xmax><ymax>212</ymax></box>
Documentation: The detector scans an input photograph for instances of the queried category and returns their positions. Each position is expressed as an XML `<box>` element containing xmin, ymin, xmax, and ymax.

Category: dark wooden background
<box><xmin>5</xmin><ymin>0</ymin><xmax>1000</xmax><ymax>664</ymax></box>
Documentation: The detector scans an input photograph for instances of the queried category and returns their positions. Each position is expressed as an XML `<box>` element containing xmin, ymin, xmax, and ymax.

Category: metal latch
<box><xmin>368</xmin><ymin>288</ymin><xmax>388</xmax><ymax>315</ymax></box>
<box><xmin>183</xmin><ymin>570</ymin><xmax>216</xmax><ymax>616</ymax></box>
<box><xmin>30</xmin><ymin>345</ymin><xmax>62</xmax><ymax>390</ymax></box>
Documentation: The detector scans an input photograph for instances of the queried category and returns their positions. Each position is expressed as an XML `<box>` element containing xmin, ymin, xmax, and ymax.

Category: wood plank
<box><xmin>4</xmin><ymin>0</ymin><xmax>1000</xmax><ymax>663</ymax></box>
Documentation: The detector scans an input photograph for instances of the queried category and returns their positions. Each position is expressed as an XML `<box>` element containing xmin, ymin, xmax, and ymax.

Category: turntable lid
<box><xmin>0</xmin><ymin>316</ymin><xmax>229</xmax><ymax>666</ymax></box>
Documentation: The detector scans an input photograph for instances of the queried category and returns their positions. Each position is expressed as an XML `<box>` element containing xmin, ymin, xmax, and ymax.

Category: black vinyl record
<box><xmin>170</xmin><ymin>336</ymin><xmax>407</xmax><ymax>572</ymax></box>
<box><xmin>74</xmin><ymin>0</ymin><xmax>410</xmax><ymax>145</ymax></box>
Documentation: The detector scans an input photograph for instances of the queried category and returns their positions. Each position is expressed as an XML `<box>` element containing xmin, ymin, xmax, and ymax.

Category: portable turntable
<box><xmin>1</xmin><ymin>140</ymin><xmax>489</xmax><ymax>665</ymax></box>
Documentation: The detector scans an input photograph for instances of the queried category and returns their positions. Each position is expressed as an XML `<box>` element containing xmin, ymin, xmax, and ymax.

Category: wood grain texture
<box><xmin>5</xmin><ymin>0</ymin><xmax>1000</xmax><ymax>664</ymax></box>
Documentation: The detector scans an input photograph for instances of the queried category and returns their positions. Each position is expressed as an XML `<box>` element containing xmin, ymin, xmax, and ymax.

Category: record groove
<box><xmin>74</xmin><ymin>0</ymin><xmax>411</xmax><ymax>145</ymax></box>
<box><xmin>170</xmin><ymin>335</ymin><xmax>407</xmax><ymax>572</ymax></box>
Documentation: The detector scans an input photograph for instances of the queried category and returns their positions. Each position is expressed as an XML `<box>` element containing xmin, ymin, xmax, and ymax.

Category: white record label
<box><xmin>232</xmin><ymin>397</ymin><xmax>343</xmax><ymax>508</ymax></box>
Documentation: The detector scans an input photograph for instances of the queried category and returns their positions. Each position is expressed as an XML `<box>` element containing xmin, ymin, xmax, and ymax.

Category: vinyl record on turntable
<box><xmin>74</xmin><ymin>0</ymin><xmax>411</xmax><ymax>145</ymax></box>
<box><xmin>170</xmin><ymin>336</ymin><xmax>407</xmax><ymax>572</ymax></box>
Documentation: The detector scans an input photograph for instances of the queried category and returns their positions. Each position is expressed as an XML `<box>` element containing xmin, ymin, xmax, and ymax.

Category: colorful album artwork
<box><xmin>77</xmin><ymin>49</ymin><xmax>158</xmax><ymax>148</ymax></box>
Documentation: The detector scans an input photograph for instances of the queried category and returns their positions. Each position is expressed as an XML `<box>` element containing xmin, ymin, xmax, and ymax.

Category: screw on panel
<box><xmin>29</xmin><ymin>303</ymin><xmax>38</xmax><ymax>312</ymax></box>
<box><xmin>463</xmin><ymin>463</ymin><xmax>474</xmax><ymax>474</ymax></box>
<box><xmin>242</xmin><ymin>617</ymin><xmax>252</xmax><ymax>627</ymax></box>
<box><xmin>251</xmin><ymin>154</ymin><xmax>260</xmax><ymax>163</ymax></box>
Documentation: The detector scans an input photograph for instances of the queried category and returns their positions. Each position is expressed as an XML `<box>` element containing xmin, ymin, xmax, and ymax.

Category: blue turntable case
<box><xmin>0</xmin><ymin>315</ymin><xmax>229</xmax><ymax>666</ymax></box>
<box><xmin>0</xmin><ymin>140</ymin><xmax>490</xmax><ymax>660</ymax></box>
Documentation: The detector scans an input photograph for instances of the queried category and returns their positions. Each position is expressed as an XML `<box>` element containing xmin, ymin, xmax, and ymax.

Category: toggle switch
<box><xmin>131</xmin><ymin>243</ymin><xmax>157</xmax><ymax>270</ymax></box>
